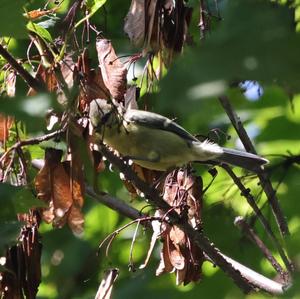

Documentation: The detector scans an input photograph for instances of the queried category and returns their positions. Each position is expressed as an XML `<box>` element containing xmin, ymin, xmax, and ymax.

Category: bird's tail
<box><xmin>217</xmin><ymin>148</ymin><xmax>268</xmax><ymax>172</ymax></box>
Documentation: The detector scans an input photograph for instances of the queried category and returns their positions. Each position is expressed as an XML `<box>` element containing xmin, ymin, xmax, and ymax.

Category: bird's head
<box><xmin>89</xmin><ymin>99</ymin><xmax>115</xmax><ymax>128</ymax></box>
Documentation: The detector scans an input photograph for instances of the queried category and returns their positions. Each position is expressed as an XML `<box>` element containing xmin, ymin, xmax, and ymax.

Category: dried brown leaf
<box><xmin>176</xmin><ymin>266</ymin><xmax>187</xmax><ymax>285</ymax></box>
<box><xmin>78</xmin><ymin>49</ymin><xmax>110</xmax><ymax>112</ymax></box>
<box><xmin>124</xmin><ymin>0</ymin><xmax>145</xmax><ymax>47</ymax></box>
<box><xmin>28</xmin><ymin>64</ymin><xmax>58</xmax><ymax>96</ymax></box>
<box><xmin>96</xmin><ymin>39</ymin><xmax>127</xmax><ymax>101</ymax></box>
<box><xmin>6</xmin><ymin>71</ymin><xmax>16</xmax><ymax>97</ymax></box>
<box><xmin>169</xmin><ymin>225</ymin><xmax>186</xmax><ymax>248</ymax></box>
<box><xmin>0</xmin><ymin>213</ymin><xmax>42</xmax><ymax>299</ymax></box>
<box><xmin>167</xmin><ymin>234</ymin><xmax>185</xmax><ymax>270</ymax></box>
<box><xmin>124</xmin><ymin>85</ymin><xmax>139</xmax><ymax>110</ymax></box>
<box><xmin>154</xmin><ymin>168</ymin><xmax>204</xmax><ymax>285</ymax></box>
<box><xmin>26</xmin><ymin>7</ymin><xmax>59</xmax><ymax>19</ymax></box>
<box><xmin>0</xmin><ymin>114</ymin><xmax>13</xmax><ymax>142</ymax></box>
<box><xmin>68</xmin><ymin>205</ymin><xmax>84</xmax><ymax>235</ymax></box>
<box><xmin>156</xmin><ymin>237</ymin><xmax>174</xmax><ymax>276</ymax></box>
<box><xmin>52</xmin><ymin>163</ymin><xmax>73</xmax><ymax>217</ymax></box>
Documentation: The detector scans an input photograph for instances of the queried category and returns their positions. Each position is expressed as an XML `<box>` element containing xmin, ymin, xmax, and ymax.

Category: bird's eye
<box><xmin>101</xmin><ymin>112</ymin><xmax>112</xmax><ymax>124</ymax></box>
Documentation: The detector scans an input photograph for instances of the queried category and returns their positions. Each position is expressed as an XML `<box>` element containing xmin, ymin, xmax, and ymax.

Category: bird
<box><xmin>89</xmin><ymin>99</ymin><xmax>268</xmax><ymax>172</ymax></box>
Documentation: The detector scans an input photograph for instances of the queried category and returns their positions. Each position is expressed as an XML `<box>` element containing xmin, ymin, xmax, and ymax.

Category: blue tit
<box><xmin>89</xmin><ymin>99</ymin><xmax>268</xmax><ymax>172</ymax></box>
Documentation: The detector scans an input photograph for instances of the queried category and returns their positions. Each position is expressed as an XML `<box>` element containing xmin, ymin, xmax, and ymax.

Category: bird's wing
<box><xmin>125</xmin><ymin>109</ymin><xmax>198</xmax><ymax>142</ymax></box>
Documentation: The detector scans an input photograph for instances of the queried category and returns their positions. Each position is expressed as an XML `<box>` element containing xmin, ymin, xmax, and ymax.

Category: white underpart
<box><xmin>192</xmin><ymin>139</ymin><xmax>223</xmax><ymax>160</ymax></box>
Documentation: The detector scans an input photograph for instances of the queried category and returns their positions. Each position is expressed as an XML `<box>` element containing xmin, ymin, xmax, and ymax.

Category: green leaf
<box><xmin>86</xmin><ymin>0</ymin><xmax>107</xmax><ymax>13</ymax></box>
<box><xmin>75</xmin><ymin>0</ymin><xmax>107</xmax><ymax>28</ymax></box>
<box><xmin>0</xmin><ymin>0</ymin><xmax>26</xmax><ymax>38</ymax></box>
<box><xmin>0</xmin><ymin>220</ymin><xmax>22</xmax><ymax>253</ymax></box>
<box><xmin>27</xmin><ymin>22</ymin><xmax>53</xmax><ymax>42</ymax></box>
<box><xmin>0</xmin><ymin>184</ymin><xmax>46</xmax><ymax>218</ymax></box>
<box><xmin>0</xmin><ymin>94</ymin><xmax>55</xmax><ymax>132</ymax></box>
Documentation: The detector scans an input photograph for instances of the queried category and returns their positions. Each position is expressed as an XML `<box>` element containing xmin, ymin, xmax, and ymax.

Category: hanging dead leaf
<box><xmin>155</xmin><ymin>233</ymin><xmax>174</xmax><ymax>276</ymax></box>
<box><xmin>68</xmin><ymin>205</ymin><xmax>84</xmax><ymax>235</ymax></box>
<box><xmin>124</xmin><ymin>85</ymin><xmax>139</xmax><ymax>110</ymax></box>
<box><xmin>34</xmin><ymin>148</ymin><xmax>85</xmax><ymax>233</ymax></box>
<box><xmin>96</xmin><ymin>39</ymin><xmax>127</xmax><ymax>101</ymax></box>
<box><xmin>152</xmin><ymin>168</ymin><xmax>204</xmax><ymax>285</ymax></box>
<box><xmin>123</xmin><ymin>163</ymin><xmax>162</xmax><ymax>198</ymax></box>
<box><xmin>167</xmin><ymin>233</ymin><xmax>185</xmax><ymax>270</ymax></box>
<box><xmin>0</xmin><ymin>212</ymin><xmax>41</xmax><ymax>299</ymax></box>
<box><xmin>0</xmin><ymin>114</ymin><xmax>13</xmax><ymax>142</ymax></box>
<box><xmin>124</xmin><ymin>0</ymin><xmax>145</xmax><ymax>47</ymax></box>
<box><xmin>28</xmin><ymin>64</ymin><xmax>58</xmax><ymax>96</ymax></box>
<box><xmin>51</xmin><ymin>162</ymin><xmax>73</xmax><ymax>221</ymax></box>
<box><xmin>77</xmin><ymin>49</ymin><xmax>110</xmax><ymax>112</ymax></box>
<box><xmin>6</xmin><ymin>71</ymin><xmax>16</xmax><ymax>97</ymax></box>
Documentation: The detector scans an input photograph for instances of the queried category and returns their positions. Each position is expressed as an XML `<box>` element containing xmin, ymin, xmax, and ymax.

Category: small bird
<box><xmin>89</xmin><ymin>99</ymin><xmax>268</xmax><ymax>172</ymax></box>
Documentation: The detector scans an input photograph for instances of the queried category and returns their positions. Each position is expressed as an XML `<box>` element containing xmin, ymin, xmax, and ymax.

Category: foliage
<box><xmin>0</xmin><ymin>0</ymin><xmax>300</xmax><ymax>298</ymax></box>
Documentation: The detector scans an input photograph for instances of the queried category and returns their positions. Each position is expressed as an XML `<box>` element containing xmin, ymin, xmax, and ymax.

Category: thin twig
<box><xmin>0</xmin><ymin>129</ymin><xmax>65</xmax><ymax>165</ymax></box>
<box><xmin>31</xmin><ymin>158</ymin><xmax>286</xmax><ymax>294</ymax></box>
<box><xmin>0</xmin><ymin>44</ymin><xmax>45</xmax><ymax>92</ymax></box>
<box><xmin>99</xmin><ymin>144</ymin><xmax>254</xmax><ymax>293</ymax></box>
<box><xmin>235</xmin><ymin>216</ymin><xmax>289</xmax><ymax>282</ymax></box>
<box><xmin>218</xmin><ymin>95</ymin><xmax>289</xmax><ymax>236</ymax></box>
<box><xmin>222</xmin><ymin>164</ymin><xmax>293</xmax><ymax>273</ymax></box>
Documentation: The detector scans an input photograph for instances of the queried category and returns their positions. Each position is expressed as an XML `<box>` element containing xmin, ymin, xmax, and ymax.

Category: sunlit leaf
<box><xmin>27</xmin><ymin>22</ymin><xmax>53</xmax><ymax>42</ymax></box>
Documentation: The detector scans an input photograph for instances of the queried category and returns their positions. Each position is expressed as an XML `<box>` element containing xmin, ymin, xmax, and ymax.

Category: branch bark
<box><xmin>98</xmin><ymin>145</ymin><xmax>286</xmax><ymax>294</ymax></box>
<box><xmin>218</xmin><ymin>95</ymin><xmax>289</xmax><ymax>236</ymax></box>
<box><xmin>222</xmin><ymin>164</ymin><xmax>293</xmax><ymax>273</ymax></box>
<box><xmin>31</xmin><ymin>157</ymin><xmax>286</xmax><ymax>294</ymax></box>
<box><xmin>0</xmin><ymin>44</ymin><xmax>45</xmax><ymax>92</ymax></box>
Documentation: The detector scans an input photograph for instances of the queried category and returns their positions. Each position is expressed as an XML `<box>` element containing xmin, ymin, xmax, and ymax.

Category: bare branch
<box><xmin>0</xmin><ymin>129</ymin><xmax>65</xmax><ymax>165</ymax></box>
<box><xmin>235</xmin><ymin>216</ymin><xmax>289</xmax><ymax>281</ymax></box>
<box><xmin>218</xmin><ymin>95</ymin><xmax>289</xmax><ymax>236</ymax></box>
<box><xmin>0</xmin><ymin>44</ymin><xmax>45</xmax><ymax>92</ymax></box>
<box><xmin>98</xmin><ymin>144</ymin><xmax>259</xmax><ymax>293</ymax></box>
<box><xmin>31</xmin><ymin>158</ymin><xmax>286</xmax><ymax>294</ymax></box>
<box><xmin>222</xmin><ymin>164</ymin><xmax>293</xmax><ymax>273</ymax></box>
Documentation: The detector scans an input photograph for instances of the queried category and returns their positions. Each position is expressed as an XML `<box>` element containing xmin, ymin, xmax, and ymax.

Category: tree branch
<box><xmin>222</xmin><ymin>164</ymin><xmax>293</xmax><ymax>273</ymax></box>
<box><xmin>235</xmin><ymin>216</ymin><xmax>289</xmax><ymax>281</ymax></box>
<box><xmin>31</xmin><ymin>157</ymin><xmax>286</xmax><ymax>294</ymax></box>
<box><xmin>218</xmin><ymin>95</ymin><xmax>289</xmax><ymax>236</ymax></box>
<box><xmin>99</xmin><ymin>144</ymin><xmax>280</xmax><ymax>294</ymax></box>
<box><xmin>0</xmin><ymin>44</ymin><xmax>45</xmax><ymax>92</ymax></box>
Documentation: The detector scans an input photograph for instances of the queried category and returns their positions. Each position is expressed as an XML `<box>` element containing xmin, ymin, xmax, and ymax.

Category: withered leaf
<box><xmin>96</xmin><ymin>39</ymin><xmax>127</xmax><ymax>101</ymax></box>
<box><xmin>156</xmin><ymin>237</ymin><xmax>174</xmax><ymax>276</ymax></box>
<box><xmin>6</xmin><ymin>71</ymin><xmax>16</xmax><ymax>97</ymax></box>
<box><xmin>34</xmin><ymin>148</ymin><xmax>85</xmax><ymax>233</ymax></box>
<box><xmin>167</xmin><ymin>234</ymin><xmax>185</xmax><ymax>270</ymax></box>
<box><xmin>51</xmin><ymin>163</ymin><xmax>73</xmax><ymax>218</ymax></box>
<box><xmin>123</xmin><ymin>163</ymin><xmax>162</xmax><ymax>198</ymax></box>
<box><xmin>124</xmin><ymin>85</ymin><xmax>139</xmax><ymax>110</ymax></box>
<box><xmin>68</xmin><ymin>205</ymin><xmax>84</xmax><ymax>235</ymax></box>
<box><xmin>25</xmin><ymin>7</ymin><xmax>59</xmax><ymax>19</ymax></box>
<box><xmin>0</xmin><ymin>72</ymin><xmax>16</xmax><ymax>142</ymax></box>
<box><xmin>28</xmin><ymin>64</ymin><xmax>58</xmax><ymax>96</ymax></box>
<box><xmin>169</xmin><ymin>225</ymin><xmax>186</xmax><ymax>248</ymax></box>
<box><xmin>124</xmin><ymin>0</ymin><xmax>145</xmax><ymax>47</ymax></box>
<box><xmin>0</xmin><ymin>114</ymin><xmax>13</xmax><ymax>142</ymax></box>
<box><xmin>78</xmin><ymin>49</ymin><xmax>110</xmax><ymax>112</ymax></box>
<box><xmin>154</xmin><ymin>168</ymin><xmax>204</xmax><ymax>285</ymax></box>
